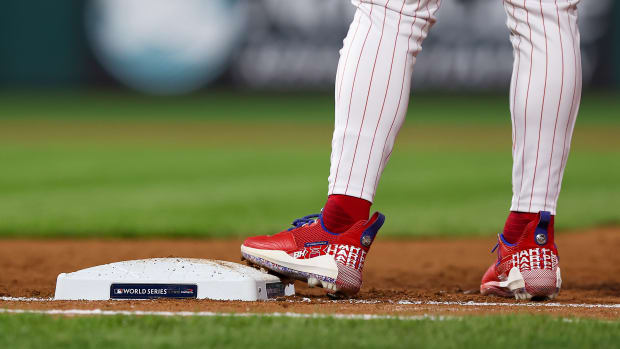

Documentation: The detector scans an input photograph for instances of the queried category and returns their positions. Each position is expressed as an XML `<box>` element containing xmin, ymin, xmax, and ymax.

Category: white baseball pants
<box><xmin>328</xmin><ymin>0</ymin><xmax>582</xmax><ymax>215</ymax></box>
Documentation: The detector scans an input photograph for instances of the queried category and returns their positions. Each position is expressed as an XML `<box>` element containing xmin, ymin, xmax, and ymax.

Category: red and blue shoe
<box><xmin>480</xmin><ymin>211</ymin><xmax>562</xmax><ymax>300</ymax></box>
<box><xmin>241</xmin><ymin>212</ymin><xmax>385</xmax><ymax>296</ymax></box>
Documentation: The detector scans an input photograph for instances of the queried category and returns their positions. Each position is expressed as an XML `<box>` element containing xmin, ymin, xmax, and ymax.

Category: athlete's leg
<box><xmin>328</xmin><ymin>0</ymin><xmax>441</xmax><ymax>204</ymax></box>
<box><xmin>479</xmin><ymin>0</ymin><xmax>581</xmax><ymax>300</ymax></box>
<box><xmin>240</xmin><ymin>0</ymin><xmax>443</xmax><ymax>297</ymax></box>
<box><xmin>505</xmin><ymin>0</ymin><xmax>581</xmax><ymax>218</ymax></box>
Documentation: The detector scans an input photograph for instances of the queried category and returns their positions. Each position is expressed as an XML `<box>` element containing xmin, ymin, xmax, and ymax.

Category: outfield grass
<box><xmin>0</xmin><ymin>90</ymin><xmax>618</xmax><ymax>238</ymax></box>
<box><xmin>1</xmin><ymin>313</ymin><xmax>619</xmax><ymax>348</ymax></box>
<box><xmin>1</xmin><ymin>90</ymin><xmax>618</xmax><ymax>124</ymax></box>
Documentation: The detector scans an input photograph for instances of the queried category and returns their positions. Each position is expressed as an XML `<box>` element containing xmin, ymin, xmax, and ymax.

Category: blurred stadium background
<box><xmin>0</xmin><ymin>0</ymin><xmax>618</xmax><ymax>238</ymax></box>
<box><xmin>1</xmin><ymin>0</ymin><xmax>618</xmax><ymax>91</ymax></box>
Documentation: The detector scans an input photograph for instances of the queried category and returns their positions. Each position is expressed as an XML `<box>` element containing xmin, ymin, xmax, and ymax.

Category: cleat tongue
<box><xmin>534</xmin><ymin>211</ymin><xmax>551</xmax><ymax>246</ymax></box>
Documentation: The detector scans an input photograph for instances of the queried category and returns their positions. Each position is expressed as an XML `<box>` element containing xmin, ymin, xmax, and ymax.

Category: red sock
<box><xmin>321</xmin><ymin>195</ymin><xmax>371</xmax><ymax>234</ymax></box>
<box><xmin>502</xmin><ymin>211</ymin><xmax>538</xmax><ymax>244</ymax></box>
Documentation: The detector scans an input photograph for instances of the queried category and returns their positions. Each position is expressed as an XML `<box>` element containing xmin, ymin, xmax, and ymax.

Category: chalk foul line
<box><xmin>392</xmin><ymin>300</ymin><xmax>620</xmax><ymax>309</ymax></box>
<box><xmin>1</xmin><ymin>296</ymin><xmax>618</xmax><ymax>309</ymax></box>
<box><xmin>0</xmin><ymin>308</ymin><xmax>449</xmax><ymax>321</ymax></box>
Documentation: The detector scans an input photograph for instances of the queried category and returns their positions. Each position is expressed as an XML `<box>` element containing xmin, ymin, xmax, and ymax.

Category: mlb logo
<box><xmin>115</xmin><ymin>289</ymin><xmax>123</xmax><ymax>294</ymax></box>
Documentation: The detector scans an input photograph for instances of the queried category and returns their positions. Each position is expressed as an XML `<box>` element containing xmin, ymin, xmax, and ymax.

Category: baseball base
<box><xmin>54</xmin><ymin>258</ymin><xmax>295</xmax><ymax>301</ymax></box>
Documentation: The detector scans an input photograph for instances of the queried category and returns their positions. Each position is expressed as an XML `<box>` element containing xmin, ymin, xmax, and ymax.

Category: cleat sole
<box><xmin>481</xmin><ymin>266</ymin><xmax>561</xmax><ymax>301</ymax></box>
<box><xmin>241</xmin><ymin>247</ymin><xmax>355</xmax><ymax>297</ymax></box>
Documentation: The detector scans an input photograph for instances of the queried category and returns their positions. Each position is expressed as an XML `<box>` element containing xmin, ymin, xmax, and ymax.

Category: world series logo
<box><xmin>110</xmin><ymin>283</ymin><xmax>197</xmax><ymax>299</ymax></box>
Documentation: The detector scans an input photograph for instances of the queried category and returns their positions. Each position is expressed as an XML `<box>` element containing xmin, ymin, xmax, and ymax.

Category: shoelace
<box><xmin>287</xmin><ymin>214</ymin><xmax>320</xmax><ymax>231</ymax></box>
<box><xmin>491</xmin><ymin>238</ymin><xmax>501</xmax><ymax>265</ymax></box>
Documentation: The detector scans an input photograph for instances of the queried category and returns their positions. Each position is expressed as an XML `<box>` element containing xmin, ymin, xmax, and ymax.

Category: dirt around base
<box><xmin>0</xmin><ymin>228</ymin><xmax>619</xmax><ymax>319</ymax></box>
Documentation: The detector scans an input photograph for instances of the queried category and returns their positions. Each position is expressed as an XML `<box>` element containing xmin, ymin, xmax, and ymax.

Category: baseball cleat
<box><xmin>241</xmin><ymin>212</ymin><xmax>385</xmax><ymax>297</ymax></box>
<box><xmin>480</xmin><ymin>211</ymin><xmax>561</xmax><ymax>300</ymax></box>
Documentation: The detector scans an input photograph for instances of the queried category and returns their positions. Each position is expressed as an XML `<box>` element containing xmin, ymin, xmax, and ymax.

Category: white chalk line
<box><xmin>0</xmin><ymin>308</ymin><xmax>450</xmax><ymax>321</ymax></box>
<box><xmin>1</xmin><ymin>296</ymin><xmax>619</xmax><ymax>309</ymax></box>
<box><xmin>392</xmin><ymin>300</ymin><xmax>620</xmax><ymax>309</ymax></box>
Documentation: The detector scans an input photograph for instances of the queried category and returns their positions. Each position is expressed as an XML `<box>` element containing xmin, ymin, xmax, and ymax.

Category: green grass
<box><xmin>1</xmin><ymin>89</ymin><xmax>618</xmax><ymax>124</ymax></box>
<box><xmin>0</xmin><ymin>90</ymin><xmax>618</xmax><ymax>238</ymax></box>
<box><xmin>1</xmin><ymin>313</ymin><xmax>619</xmax><ymax>348</ymax></box>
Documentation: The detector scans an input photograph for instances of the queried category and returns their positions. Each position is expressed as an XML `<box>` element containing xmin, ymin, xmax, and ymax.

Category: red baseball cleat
<box><xmin>241</xmin><ymin>212</ymin><xmax>385</xmax><ymax>296</ymax></box>
<box><xmin>480</xmin><ymin>211</ymin><xmax>561</xmax><ymax>300</ymax></box>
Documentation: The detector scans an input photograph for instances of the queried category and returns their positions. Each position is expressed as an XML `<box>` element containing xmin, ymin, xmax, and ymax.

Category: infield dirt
<box><xmin>1</xmin><ymin>228</ymin><xmax>619</xmax><ymax>319</ymax></box>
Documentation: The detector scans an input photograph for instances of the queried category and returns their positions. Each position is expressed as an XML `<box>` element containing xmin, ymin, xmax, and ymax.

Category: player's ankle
<box><xmin>322</xmin><ymin>194</ymin><xmax>371</xmax><ymax>234</ymax></box>
<box><xmin>502</xmin><ymin>211</ymin><xmax>539</xmax><ymax>244</ymax></box>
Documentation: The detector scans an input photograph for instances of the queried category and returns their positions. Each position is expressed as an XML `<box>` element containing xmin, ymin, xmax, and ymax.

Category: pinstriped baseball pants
<box><xmin>328</xmin><ymin>0</ymin><xmax>582</xmax><ymax>215</ymax></box>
